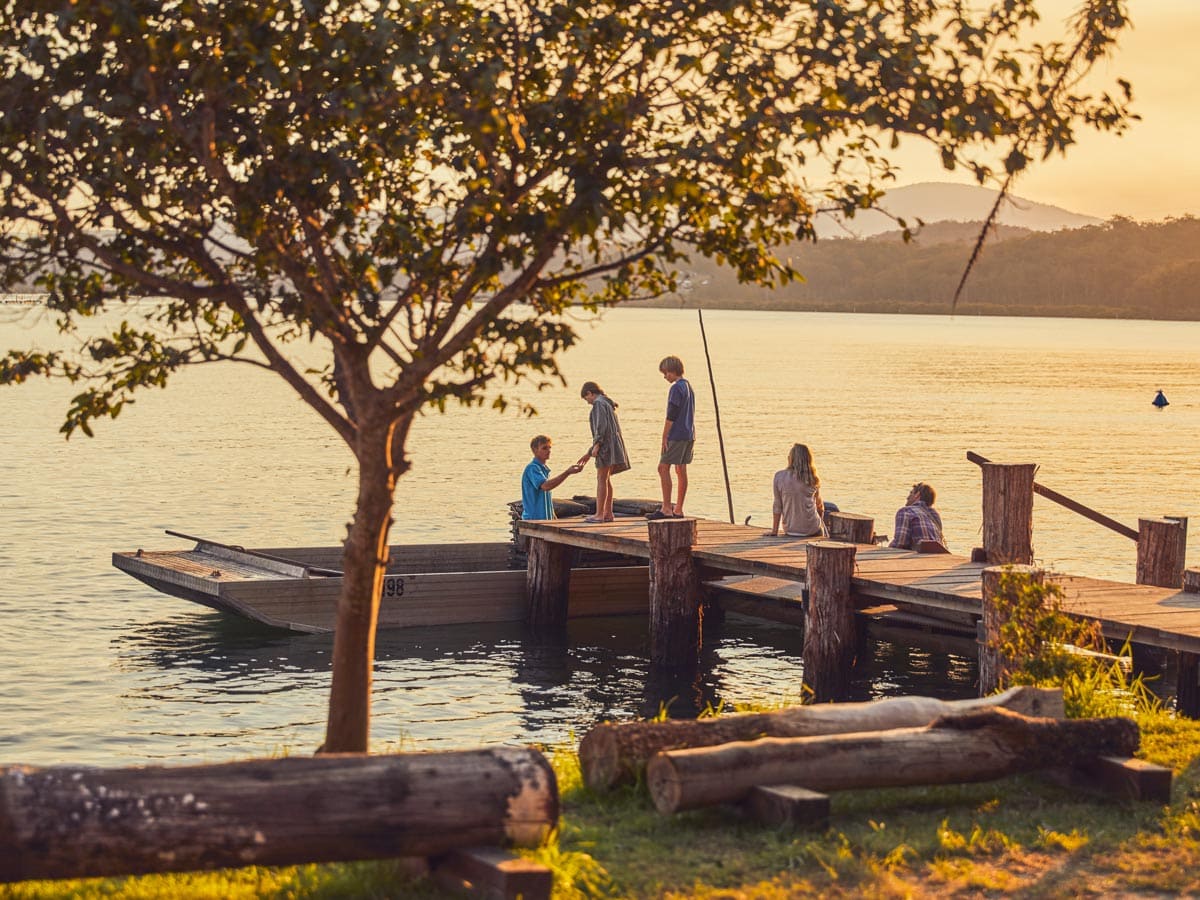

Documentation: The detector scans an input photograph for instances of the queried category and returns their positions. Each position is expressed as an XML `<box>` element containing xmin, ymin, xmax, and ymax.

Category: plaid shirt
<box><xmin>890</xmin><ymin>501</ymin><xmax>944</xmax><ymax>549</ymax></box>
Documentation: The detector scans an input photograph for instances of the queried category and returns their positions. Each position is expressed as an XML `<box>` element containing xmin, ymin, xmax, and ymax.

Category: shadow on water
<box><xmin>114</xmin><ymin>609</ymin><xmax>980</xmax><ymax>751</ymax></box>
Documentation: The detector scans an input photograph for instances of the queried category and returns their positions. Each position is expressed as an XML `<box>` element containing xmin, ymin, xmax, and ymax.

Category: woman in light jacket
<box><xmin>579</xmin><ymin>381</ymin><xmax>630</xmax><ymax>522</ymax></box>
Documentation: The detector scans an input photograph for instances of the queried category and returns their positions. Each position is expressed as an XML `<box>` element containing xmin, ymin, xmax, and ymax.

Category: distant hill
<box><xmin>865</xmin><ymin>220</ymin><xmax>1033</xmax><ymax>246</ymax></box>
<box><xmin>658</xmin><ymin>216</ymin><xmax>1200</xmax><ymax>320</ymax></box>
<box><xmin>818</xmin><ymin>182</ymin><xmax>1102</xmax><ymax>238</ymax></box>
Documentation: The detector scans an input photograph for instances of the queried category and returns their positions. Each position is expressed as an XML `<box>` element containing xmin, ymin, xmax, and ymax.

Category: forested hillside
<box><xmin>656</xmin><ymin>217</ymin><xmax>1200</xmax><ymax>320</ymax></box>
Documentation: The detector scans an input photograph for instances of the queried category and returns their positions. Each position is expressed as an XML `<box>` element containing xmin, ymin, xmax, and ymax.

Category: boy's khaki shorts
<box><xmin>660</xmin><ymin>440</ymin><xmax>694</xmax><ymax>465</ymax></box>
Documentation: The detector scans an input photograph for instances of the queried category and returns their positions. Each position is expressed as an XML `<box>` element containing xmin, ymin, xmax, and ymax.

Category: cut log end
<box><xmin>578</xmin><ymin>726</ymin><xmax>620</xmax><ymax>793</ymax></box>
<box><xmin>502</xmin><ymin>747</ymin><xmax>560</xmax><ymax>846</ymax></box>
<box><xmin>645</xmin><ymin>754</ymin><xmax>683</xmax><ymax>815</ymax></box>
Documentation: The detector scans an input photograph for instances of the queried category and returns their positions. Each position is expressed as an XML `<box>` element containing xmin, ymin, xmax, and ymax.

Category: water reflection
<box><xmin>113</xmin><ymin>610</ymin><xmax>980</xmax><ymax>759</ymax></box>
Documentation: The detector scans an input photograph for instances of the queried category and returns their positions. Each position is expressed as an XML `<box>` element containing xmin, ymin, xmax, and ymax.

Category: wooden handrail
<box><xmin>966</xmin><ymin>452</ymin><xmax>1139</xmax><ymax>542</ymax></box>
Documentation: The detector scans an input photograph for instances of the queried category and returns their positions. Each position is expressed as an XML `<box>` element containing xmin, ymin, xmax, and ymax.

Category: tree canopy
<box><xmin>0</xmin><ymin>0</ymin><xmax>1133</xmax><ymax>751</ymax></box>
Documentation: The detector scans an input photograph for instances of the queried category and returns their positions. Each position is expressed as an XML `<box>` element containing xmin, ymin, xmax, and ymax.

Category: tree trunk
<box><xmin>578</xmin><ymin>686</ymin><xmax>1063</xmax><ymax>790</ymax></box>
<box><xmin>0</xmin><ymin>748</ymin><xmax>557</xmax><ymax>883</ymax></box>
<box><xmin>646</xmin><ymin>708</ymin><xmax>1138</xmax><ymax>813</ymax></box>
<box><xmin>325</xmin><ymin>417</ymin><xmax>406</xmax><ymax>753</ymax></box>
<box><xmin>981</xmin><ymin>462</ymin><xmax>1036</xmax><ymax>565</ymax></box>
<box><xmin>802</xmin><ymin>541</ymin><xmax>858</xmax><ymax>702</ymax></box>
<box><xmin>648</xmin><ymin>517</ymin><xmax>701</xmax><ymax>668</ymax></box>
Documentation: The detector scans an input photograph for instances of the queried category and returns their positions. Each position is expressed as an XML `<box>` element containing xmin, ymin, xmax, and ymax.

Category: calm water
<box><xmin>2</xmin><ymin>307</ymin><xmax>1198</xmax><ymax>766</ymax></box>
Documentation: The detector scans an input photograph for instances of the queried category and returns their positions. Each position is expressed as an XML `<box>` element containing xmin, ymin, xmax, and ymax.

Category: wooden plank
<box><xmin>1072</xmin><ymin>755</ymin><xmax>1173</xmax><ymax>803</ymax></box>
<box><xmin>432</xmin><ymin>847</ymin><xmax>552</xmax><ymax>900</ymax></box>
<box><xmin>741</xmin><ymin>785</ymin><xmax>830</xmax><ymax>829</ymax></box>
<box><xmin>220</xmin><ymin>567</ymin><xmax>649</xmax><ymax>633</ymax></box>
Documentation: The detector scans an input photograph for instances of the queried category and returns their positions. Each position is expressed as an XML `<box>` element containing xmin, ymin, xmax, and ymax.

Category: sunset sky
<box><xmin>891</xmin><ymin>1</ymin><xmax>1199</xmax><ymax>222</ymax></box>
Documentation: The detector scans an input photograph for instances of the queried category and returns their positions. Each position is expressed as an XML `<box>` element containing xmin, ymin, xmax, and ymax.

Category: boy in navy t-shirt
<box><xmin>648</xmin><ymin>356</ymin><xmax>695</xmax><ymax>520</ymax></box>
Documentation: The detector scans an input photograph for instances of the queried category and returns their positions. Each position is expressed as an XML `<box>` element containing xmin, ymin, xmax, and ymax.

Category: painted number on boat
<box><xmin>382</xmin><ymin>576</ymin><xmax>406</xmax><ymax>599</ymax></box>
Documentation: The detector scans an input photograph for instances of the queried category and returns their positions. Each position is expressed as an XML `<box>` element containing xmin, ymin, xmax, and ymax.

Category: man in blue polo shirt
<box><xmin>521</xmin><ymin>435</ymin><xmax>585</xmax><ymax>520</ymax></box>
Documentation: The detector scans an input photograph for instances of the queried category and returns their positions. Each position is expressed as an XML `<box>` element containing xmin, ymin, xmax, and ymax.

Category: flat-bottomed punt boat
<box><xmin>113</xmin><ymin>534</ymin><xmax>648</xmax><ymax>633</ymax></box>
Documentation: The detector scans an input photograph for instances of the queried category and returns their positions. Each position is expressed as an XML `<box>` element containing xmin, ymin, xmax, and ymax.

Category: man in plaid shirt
<box><xmin>890</xmin><ymin>482</ymin><xmax>945</xmax><ymax>550</ymax></box>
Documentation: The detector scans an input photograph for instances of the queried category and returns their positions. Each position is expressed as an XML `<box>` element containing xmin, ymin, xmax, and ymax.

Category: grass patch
<box><xmin>7</xmin><ymin>712</ymin><xmax>1200</xmax><ymax>898</ymax></box>
<box><xmin>10</xmin><ymin>575</ymin><xmax>1200</xmax><ymax>897</ymax></box>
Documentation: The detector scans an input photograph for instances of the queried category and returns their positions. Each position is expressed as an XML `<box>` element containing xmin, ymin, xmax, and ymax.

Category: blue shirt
<box><xmin>666</xmin><ymin>378</ymin><xmax>695</xmax><ymax>442</ymax></box>
<box><xmin>521</xmin><ymin>458</ymin><xmax>554</xmax><ymax>520</ymax></box>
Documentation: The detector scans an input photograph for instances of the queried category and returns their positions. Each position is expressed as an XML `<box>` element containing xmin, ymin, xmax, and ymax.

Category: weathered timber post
<box><xmin>1177</xmin><ymin>653</ymin><xmax>1200</xmax><ymax>720</ymax></box>
<box><xmin>527</xmin><ymin>537</ymin><xmax>573</xmax><ymax>627</ymax></box>
<box><xmin>0</xmin><ymin>748</ymin><xmax>558</xmax><ymax>883</ymax></box>
<box><xmin>979</xmin><ymin>565</ymin><xmax>1043</xmax><ymax>695</ymax></box>
<box><xmin>648</xmin><ymin>517</ymin><xmax>702</xmax><ymax>668</ymax></box>
<box><xmin>1136</xmin><ymin>517</ymin><xmax>1190</xmax><ymax>712</ymax></box>
<box><xmin>802</xmin><ymin>541</ymin><xmax>858</xmax><ymax>703</ymax></box>
<box><xmin>826</xmin><ymin>512</ymin><xmax>875</xmax><ymax>544</ymax></box>
<box><xmin>1136</xmin><ymin>516</ymin><xmax>1187</xmax><ymax>589</ymax></box>
<box><xmin>981</xmin><ymin>463</ymin><xmax>1036</xmax><ymax>564</ymax></box>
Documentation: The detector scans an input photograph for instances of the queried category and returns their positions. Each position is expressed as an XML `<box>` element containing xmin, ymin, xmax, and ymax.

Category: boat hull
<box><xmin>113</xmin><ymin>540</ymin><xmax>648</xmax><ymax>633</ymax></box>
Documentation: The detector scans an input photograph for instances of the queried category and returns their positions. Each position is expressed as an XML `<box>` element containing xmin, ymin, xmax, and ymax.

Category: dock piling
<box><xmin>1136</xmin><ymin>516</ymin><xmax>1187</xmax><ymax>589</ymax></box>
<box><xmin>981</xmin><ymin>462</ymin><xmax>1036</xmax><ymax>565</ymax></box>
<box><xmin>526</xmin><ymin>538</ymin><xmax>573</xmax><ymax>627</ymax></box>
<box><xmin>827</xmin><ymin>512</ymin><xmax>875</xmax><ymax>544</ymax></box>
<box><xmin>802</xmin><ymin>541</ymin><xmax>858</xmax><ymax>702</ymax></box>
<box><xmin>979</xmin><ymin>564</ymin><xmax>1044</xmax><ymax>695</ymax></box>
<box><xmin>648</xmin><ymin>517</ymin><xmax>702</xmax><ymax>668</ymax></box>
<box><xmin>1136</xmin><ymin>516</ymin><xmax>1192</xmax><ymax>716</ymax></box>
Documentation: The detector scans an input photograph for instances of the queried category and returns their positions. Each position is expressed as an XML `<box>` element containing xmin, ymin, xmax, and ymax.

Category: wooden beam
<box><xmin>741</xmin><ymin>785</ymin><xmax>830</xmax><ymax>829</ymax></box>
<box><xmin>1075</xmin><ymin>755</ymin><xmax>1173</xmax><ymax>803</ymax></box>
<box><xmin>432</xmin><ymin>847</ymin><xmax>552</xmax><ymax>900</ymax></box>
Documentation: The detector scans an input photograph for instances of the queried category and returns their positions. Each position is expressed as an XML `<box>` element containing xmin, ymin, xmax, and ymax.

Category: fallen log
<box><xmin>579</xmin><ymin>685</ymin><xmax>1063</xmax><ymax>791</ymax></box>
<box><xmin>0</xmin><ymin>748</ymin><xmax>557</xmax><ymax>884</ymax></box>
<box><xmin>646</xmin><ymin>708</ymin><xmax>1138</xmax><ymax>814</ymax></box>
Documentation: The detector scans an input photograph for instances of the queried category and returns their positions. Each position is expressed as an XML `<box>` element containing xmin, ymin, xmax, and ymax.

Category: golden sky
<box><xmin>892</xmin><ymin>2</ymin><xmax>1199</xmax><ymax>221</ymax></box>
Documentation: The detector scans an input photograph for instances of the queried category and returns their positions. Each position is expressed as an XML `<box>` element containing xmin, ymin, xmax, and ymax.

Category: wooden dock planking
<box><xmin>519</xmin><ymin>517</ymin><xmax>1200</xmax><ymax>655</ymax></box>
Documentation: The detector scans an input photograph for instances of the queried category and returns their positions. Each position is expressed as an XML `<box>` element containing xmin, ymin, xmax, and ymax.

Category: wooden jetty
<box><xmin>518</xmin><ymin>516</ymin><xmax>1200</xmax><ymax>646</ymax></box>
<box><xmin>518</xmin><ymin>479</ymin><xmax>1200</xmax><ymax>712</ymax></box>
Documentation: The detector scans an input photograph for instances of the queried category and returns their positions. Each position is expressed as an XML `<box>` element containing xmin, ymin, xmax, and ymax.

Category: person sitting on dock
<box><xmin>890</xmin><ymin>482</ymin><xmax>946</xmax><ymax>551</ymax></box>
<box><xmin>769</xmin><ymin>443</ymin><xmax>828</xmax><ymax>538</ymax></box>
<box><xmin>521</xmin><ymin>435</ymin><xmax>585</xmax><ymax>520</ymax></box>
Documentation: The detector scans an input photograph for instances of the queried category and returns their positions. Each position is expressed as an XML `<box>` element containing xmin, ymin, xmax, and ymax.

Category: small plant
<box><xmin>985</xmin><ymin>568</ymin><xmax>1162</xmax><ymax>718</ymax></box>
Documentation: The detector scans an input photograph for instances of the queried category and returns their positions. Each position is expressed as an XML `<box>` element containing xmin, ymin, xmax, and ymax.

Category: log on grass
<box><xmin>579</xmin><ymin>685</ymin><xmax>1063</xmax><ymax>791</ymax></box>
<box><xmin>0</xmin><ymin>748</ymin><xmax>557</xmax><ymax>884</ymax></box>
<box><xmin>646</xmin><ymin>707</ymin><xmax>1137</xmax><ymax>814</ymax></box>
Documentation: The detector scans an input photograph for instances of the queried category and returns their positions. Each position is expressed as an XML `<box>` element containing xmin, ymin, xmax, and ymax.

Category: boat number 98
<box><xmin>382</xmin><ymin>576</ymin><xmax>406</xmax><ymax>599</ymax></box>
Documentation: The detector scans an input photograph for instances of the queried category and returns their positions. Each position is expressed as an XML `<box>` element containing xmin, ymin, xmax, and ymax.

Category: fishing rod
<box><xmin>697</xmin><ymin>308</ymin><xmax>735</xmax><ymax>524</ymax></box>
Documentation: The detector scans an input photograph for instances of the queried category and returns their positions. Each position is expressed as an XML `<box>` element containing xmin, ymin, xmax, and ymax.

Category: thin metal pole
<box><xmin>697</xmin><ymin>309</ymin><xmax>735</xmax><ymax>524</ymax></box>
